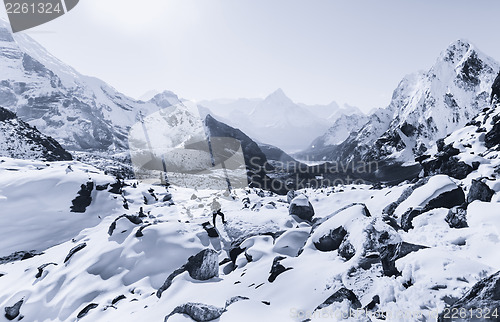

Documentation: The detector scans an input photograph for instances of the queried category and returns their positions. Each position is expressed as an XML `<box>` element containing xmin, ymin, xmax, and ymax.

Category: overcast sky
<box><xmin>2</xmin><ymin>0</ymin><xmax>500</xmax><ymax>112</ymax></box>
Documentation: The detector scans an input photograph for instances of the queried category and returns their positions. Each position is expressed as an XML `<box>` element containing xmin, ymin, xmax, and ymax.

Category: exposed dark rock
<box><xmin>185</xmin><ymin>249</ymin><xmax>219</xmax><ymax>280</ymax></box>
<box><xmin>314</xmin><ymin>226</ymin><xmax>347</xmax><ymax>252</ymax></box>
<box><xmin>4</xmin><ymin>299</ymin><xmax>23</xmax><ymax>321</ymax></box>
<box><xmin>36</xmin><ymin>262</ymin><xmax>57</xmax><ymax>278</ymax></box>
<box><xmin>64</xmin><ymin>243</ymin><xmax>87</xmax><ymax>263</ymax></box>
<box><xmin>111</xmin><ymin>295</ymin><xmax>126</xmax><ymax>305</ymax></box>
<box><xmin>164</xmin><ymin>302</ymin><xmax>225</xmax><ymax>322</ymax></box>
<box><xmin>95</xmin><ymin>183</ymin><xmax>109</xmax><ymax>191</ymax></box>
<box><xmin>485</xmin><ymin>121</ymin><xmax>500</xmax><ymax>149</ymax></box>
<box><xmin>438</xmin><ymin>270</ymin><xmax>500</xmax><ymax>322</ymax></box>
<box><xmin>401</xmin><ymin>187</ymin><xmax>465</xmax><ymax>231</ymax></box>
<box><xmin>338</xmin><ymin>238</ymin><xmax>356</xmax><ymax>260</ymax></box>
<box><xmin>108</xmin><ymin>215</ymin><xmax>143</xmax><ymax>236</ymax></box>
<box><xmin>0</xmin><ymin>250</ymin><xmax>43</xmax><ymax>264</ymax></box>
<box><xmin>70</xmin><ymin>181</ymin><xmax>94</xmax><ymax>213</ymax></box>
<box><xmin>289</xmin><ymin>195</ymin><xmax>315</xmax><ymax>221</ymax></box>
<box><xmin>491</xmin><ymin>72</ymin><xmax>500</xmax><ymax>103</ymax></box>
<box><xmin>225</xmin><ymin>296</ymin><xmax>249</xmax><ymax>307</ymax></box>
<box><xmin>379</xmin><ymin>242</ymin><xmax>428</xmax><ymax>277</ymax></box>
<box><xmin>135</xmin><ymin>223</ymin><xmax>152</xmax><ymax>238</ymax></box>
<box><xmin>0</xmin><ymin>107</ymin><xmax>73</xmax><ymax>161</ymax></box>
<box><xmin>467</xmin><ymin>179</ymin><xmax>495</xmax><ymax>203</ymax></box>
<box><xmin>314</xmin><ymin>288</ymin><xmax>361</xmax><ymax>311</ymax></box>
<box><xmin>445</xmin><ymin>206</ymin><xmax>468</xmax><ymax>228</ymax></box>
<box><xmin>108</xmin><ymin>179</ymin><xmax>124</xmax><ymax>194</ymax></box>
<box><xmin>202</xmin><ymin>222</ymin><xmax>219</xmax><ymax>238</ymax></box>
<box><xmin>268</xmin><ymin>256</ymin><xmax>293</xmax><ymax>283</ymax></box>
<box><xmin>162</xmin><ymin>193</ymin><xmax>172</xmax><ymax>202</ymax></box>
<box><xmin>157</xmin><ymin>249</ymin><xmax>219</xmax><ymax>298</ymax></box>
<box><xmin>157</xmin><ymin>267</ymin><xmax>187</xmax><ymax>298</ymax></box>
<box><xmin>76</xmin><ymin>303</ymin><xmax>98</xmax><ymax>319</ymax></box>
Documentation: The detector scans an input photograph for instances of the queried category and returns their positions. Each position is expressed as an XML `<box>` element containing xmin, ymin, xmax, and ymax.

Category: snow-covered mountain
<box><xmin>200</xmin><ymin>89</ymin><xmax>362</xmax><ymax>153</ymax></box>
<box><xmin>0</xmin><ymin>106</ymin><xmax>72</xmax><ymax>161</ymax></box>
<box><xmin>302</xmin><ymin>40</ymin><xmax>500</xmax><ymax>164</ymax></box>
<box><xmin>0</xmin><ymin>19</ymin><xmax>181</xmax><ymax>151</ymax></box>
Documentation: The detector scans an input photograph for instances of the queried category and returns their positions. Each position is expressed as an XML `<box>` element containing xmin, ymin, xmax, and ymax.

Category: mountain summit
<box><xmin>304</xmin><ymin>39</ymin><xmax>500</xmax><ymax>164</ymax></box>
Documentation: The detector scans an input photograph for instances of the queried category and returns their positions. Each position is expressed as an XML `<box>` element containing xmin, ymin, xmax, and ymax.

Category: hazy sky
<box><xmin>2</xmin><ymin>0</ymin><xmax>500</xmax><ymax>112</ymax></box>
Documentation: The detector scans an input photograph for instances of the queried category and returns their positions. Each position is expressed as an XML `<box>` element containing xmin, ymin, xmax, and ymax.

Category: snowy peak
<box><xmin>439</xmin><ymin>39</ymin><xmax>475</xmax><ymax>65</ymax></box>
<box><xmin>148</xmin><ymin>90</ymin><xmax>182</xmax><ymax>108</ymax></box>
<box><xmin>262</xmin><ymin>88</ymin><xmax>293</xmax><ymax>106</ymax></box>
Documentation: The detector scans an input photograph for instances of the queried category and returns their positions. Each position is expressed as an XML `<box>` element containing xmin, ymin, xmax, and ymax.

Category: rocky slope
<box><xmin>0</xmin><ymin>106</ymin><xmax>72</xmax><ymax>161</ymax></box>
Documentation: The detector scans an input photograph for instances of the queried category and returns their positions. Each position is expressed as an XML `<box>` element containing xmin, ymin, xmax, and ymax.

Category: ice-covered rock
<box><xmin>289</xmin><ymin>194</ymin><xmax>315</xmax><ymax>221</ymax></box>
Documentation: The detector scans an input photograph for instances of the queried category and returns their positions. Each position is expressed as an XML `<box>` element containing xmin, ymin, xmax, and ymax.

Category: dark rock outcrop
<box><xmin>4</xmin><ymin>299</ymin><xmax>23</xmax><ymax>321</ymax></box>
<box><xmin>185</xmin><ymin>249</ymin><xmax>219</xmax><ymax>281</ymax></box>
<box><xmin>445</xmin><ymin>206</ymin><xmax>468</xmax><ymax>228</ymax></box>
<box><xmin>157</xmin><ymin>249</ymin><xmax>219</xmax><ymax>298</ymax></box>
<box><xmin>36</xmin><ymin>262</ymin><xmax>58</xmax><ymax>278</ymax></box>
<box><xmin>70</xmin><ymin>181</ymin><xmax>94</xmax><ymax>213</ymax></box>
<box><xmin>0</xmin><ymin>250</ymin><xmax>42</xmax><ymax>264</ymax></box>
<box><xmin>401</xmin><ymin>187</ymin><xmax>465</xmax><ymax>231</ymax></box>
<box><xmin>108</xmin><ymin>215</ymin><xmax>143</xmax><ymax>236</ymax></box>
<box><xmin>313</xmin><ymin>226</ymin><xmax>347</xmax><ymax>252</ymax></box>
<box><xmin>0</xmin><ymin>106</ymin><xmax>72</xmax><ymax>161</ymax></box>
<box><xmin>76</xmin><ymin>303</ymin><xmax>98</xmax><ymax>319</ymax></box>
<box><xmin>314</xmin><ymin>288</ymin><xmax>361</xmax><ymax>311</ymax></box>
<box><xmin>268</xmin><ymin>256</ymin><xmax>293</xmax><ymax>283</ymax></box>
<box><xmin>467</xmin><ymin>179</ymin><xmax>495</xmax><ymax>203</ymax></box>
<box><xmin>64</xmin><ymin>243</ymin><xmax>87</xmax><ymax>263</ymax></box>
<box><xmin>438</xmin><ymin>270</ymin><xmax>500</xmax><ymax>322</ymax></box>
<box><xmin>491</xmin><ymin>72</ymin><xmax>500</xmax><ymax>103</ymax></box>
<box><xmin>164</xmin><ymin>303</ymin><xmax>225</xmax><ymax>322</ymax></box>
<box><xmin>288</xmin><ymin>195</ymin><xmax>315</xmax><ymax>221</ymax></box>
<box><xmin>420</xmin><ymin>142</ymin><xmax>473</xmax><ymax>179</ymax></box>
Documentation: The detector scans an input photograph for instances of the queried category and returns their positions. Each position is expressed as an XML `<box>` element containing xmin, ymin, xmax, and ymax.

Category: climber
<box><xmin>211</xmin><ymin>197</ymin><xmax>226</xmax><ymax>227</ymax></box>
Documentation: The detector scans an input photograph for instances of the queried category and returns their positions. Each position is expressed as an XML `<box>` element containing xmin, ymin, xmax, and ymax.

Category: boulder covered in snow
<box><xmin>395</xmin><ymin>175</ymin><xmax>465</xmax><ymax>231</ymax></box>
<box><xmin>438</xmin><ymin>270</ymin><xmax>500</xmax><ymax>322</ymax></box>
<box><xmin>288</xmin><ymin>194</ymin><xmax>315</xmax><ymax>221</ymax></box>
<box><xmin>164</xmin><ymin>302</ymin><xmax>225</xmax><ymax>322</ymax></box>
<box><xmin>467</xmin><ymin>179</ymin><xmax>495</xmax><ymax>203</ymax></box>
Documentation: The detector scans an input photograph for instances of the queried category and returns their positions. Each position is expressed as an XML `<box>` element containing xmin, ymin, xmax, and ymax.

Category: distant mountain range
<box><xmin>300</xmin><ymin>39</ymin><xmax>500</xmax><ymax>165</ymax></box>
<box><xmin>199</xmin><ymin>89</ymin><xmax>364</xmax><ymax>153</ymax></box>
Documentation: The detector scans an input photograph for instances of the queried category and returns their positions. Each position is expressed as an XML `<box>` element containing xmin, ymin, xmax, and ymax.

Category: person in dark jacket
<box><xmin>211</xmin><ymin>197</ymin><xmax>226</xmax><ymax>226</ymax></box>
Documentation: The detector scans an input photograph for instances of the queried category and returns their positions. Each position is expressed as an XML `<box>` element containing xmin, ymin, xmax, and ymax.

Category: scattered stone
<box><xmin>164</xmin><ymin>303</ymin><xmax>225</xmax><ymax>322</ymax></box>
<box><xmin>70</xmin><ymin>181</ymin><xmax>94</xmax><ymax>213</ymax></box>
<box><xmin>445</xmin><ymin>206</ymin><xmax>468</xmax><ymax>228</ymax></box>
<box><xmin>268</xmin><ymin>256</ymin><xmax>293</xmax><ymax>283</ymax></box>
<box><xmin>185</xmin><ymin>249</ymin><xmax>219</xmax><ymax>281</ymax></box>
<box><xmin>0</xmin><ymin>250</ymin><xmax>43</xmax><ymax>264</ymax></box>
<box><xmin>95</xmin><ymin>183</ymin><xmax>109</xmax><ymax>191</ymax></box>
<box><xmin>76</xmin><ymin>303</ymin><xmax>98</xmax><ymax>319</ymax></box>
<box><xmin>111</xmin><ymin>295</ymin><xmax>126</xmax><ymax>305</ymax></box>
<box><xmin>467</xmin><ymin>179</ymin><xmax>495</xmax><ymax>203</ymax></box>
<box><xmin>64</xmin><ymin>243</ymin><xmax>87</xmax><ymax>263</ymax></box>
<box><xmin>157</xmin><ymin>249</ymin><xmax>219</xmax><ymax>298</ymax></box>
<box><xmin>4</xmin><ymin>299</ymin><xmax>23</xmax><ymax>321</ymax></box>
<box><xmin>35</xmin><ymin>262</ymin><xmax>57</xmax><ymax>278</ymax></box>
<box><xmin>314</xmin><ymin>288</ymin><xmax>361</xmax><ymax>311</ymax></box>
<box><xmin>313</xmin><ymin>226</ymin><xmax>347</xmax><ymax>252</ymax></box>
<box><xmin>338</xmin><ymin>238</ymin><xmax>356</xmax><ymax>261</ymax></box>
